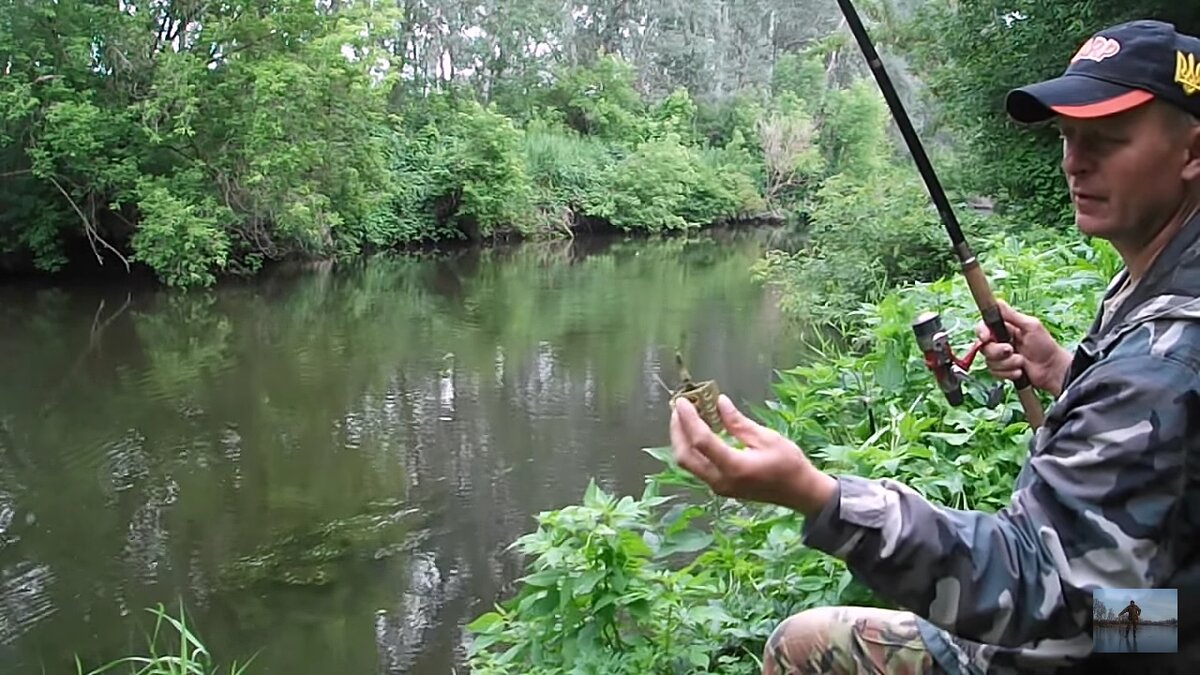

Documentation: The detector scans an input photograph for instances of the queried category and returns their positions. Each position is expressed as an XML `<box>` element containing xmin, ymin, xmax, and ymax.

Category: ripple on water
<box><xmin>0</xmin><ymin>561</ymin><xmax>57</xmax><ymax>646</ymax></box>
<box><xmin>95</xmin><ymin>429</ymin><xmax>150</xmax><ymax>502</ymax></box>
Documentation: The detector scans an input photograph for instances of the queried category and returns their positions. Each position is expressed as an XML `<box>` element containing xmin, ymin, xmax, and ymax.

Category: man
<box><xmin>668</xmin><ymin>19</ymin><xmax>1200</xmax><ymax>675</ymax></box>
<box><xmin>1118</xmin><ymin>600</ymin><xmax>1142</xmax><ymax>636</ymax></box>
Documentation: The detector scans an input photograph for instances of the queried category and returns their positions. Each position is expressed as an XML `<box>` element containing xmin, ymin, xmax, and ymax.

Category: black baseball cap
<box><xmin>1006</xmin><ymin>20</ymin><xmax>1200</xmax><ymax>123</ymax></box>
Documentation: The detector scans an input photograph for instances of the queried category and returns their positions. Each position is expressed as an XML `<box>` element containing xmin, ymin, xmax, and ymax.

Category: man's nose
<box><xmin>1061</xmin><ymin>140</ymin><xmax>1093</xmax><ymax>178</ymax></box>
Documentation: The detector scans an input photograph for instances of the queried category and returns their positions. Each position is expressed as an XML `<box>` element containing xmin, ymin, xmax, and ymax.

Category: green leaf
<box><xmin>877</xmin><ymin>348</ymin><xmax>906</xmax><ymax>392</ymax></box>
<box><xmin>497</xmin><ymin>644</ymin><xmax>523</xmax><ymax>665</ymax></box>
<box><xmin>656</xmin><ymin>529</ymin><xmax>714</xmax><ymax>558</ymax></box>
<box><xmin>469</xmin><ymin>632</ymin><xmax>503</xmax><ymax>654</ymax></box>
<box><xmin>593</xmin><ymin>593</ymin><xmax>619</xmax><ymax>611</ymax></box>
<box><xmin>532</xmin><ymin>589</ymin><xmax>560</xmax><ymax>615</ymax></box>
<box><xmin>642</xmin><ymin>445</ymin><xmax>675</xmax><ymax>465</ymax></box>
<box><xmin>925</xmin><ymin>432</ymin><xmax>972</xmax><ymax>446</ymax></box>
<box><xmin>766</xmin><ymin>523</ymin><xmax>798</xmax><ymax>549</ymax></box>
<box><xmin>687</xmin><ymin>647</ymin><xmax>710</xmax><ymax>669</ymax></box>
<box><xmin>610</xmin><ymin>568</ymin><xmax>628</xmax><ymax>593</ymax></box>
<box><xmin>794</xmin><ymin>577</ymin><xmax>828</xmax><ymax>592</ymax></box>
<box><xmin>517</xmin><ymin>589</ymin><xmax>549</xmax><ymax>614</ymax></box>
<box><xmin>583</xmin><ymin>478</ymin><xmax>600</xmax><ymax>507</ymax></box>
<box><xmin>837</xmin><ymin>569</ymin><xmax>854</xmax><ymax>596</ymax></box>
<box><xmin>575</xmin><ymin>569</ymin><xmax>605</xmax><ymax>596</ymax></box>
<box><xmin>619</xmin><ymin>530</ymin><xmax>653</xmax><ymax>558</ymax></box>
<box><xmin>465</xmin><ymin>612</ymin><xmax>505</xmax><ymax>634</ymax></box>
<box><xmin>521</xmin><ymin>570</ymin><xmax>561</xmax><ymax>587</ymax></box>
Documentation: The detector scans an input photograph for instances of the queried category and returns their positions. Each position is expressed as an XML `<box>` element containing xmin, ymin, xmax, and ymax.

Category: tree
<box><xmin>758</xmin><ymin>108</ymin><xmax>823</xmax><ymax>208</ymax></box>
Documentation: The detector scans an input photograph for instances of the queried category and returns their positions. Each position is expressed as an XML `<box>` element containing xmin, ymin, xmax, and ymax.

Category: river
<box><xmin>0</xmin><ymin>229</ymin><xmax>806</xmax><ymax>673</ymax></box>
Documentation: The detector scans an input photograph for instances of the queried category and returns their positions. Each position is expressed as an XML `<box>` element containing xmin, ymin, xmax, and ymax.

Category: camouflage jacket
<box><xmin>802</xmin><ymin>213</ymin><xmax>1200</xmax><ymax>674</ymax></box>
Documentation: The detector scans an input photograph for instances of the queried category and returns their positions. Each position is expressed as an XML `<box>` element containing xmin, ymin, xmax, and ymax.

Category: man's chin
<box><xmin>1074</xmin><ymin>215</ymin><xmax>1112</xmax><ymax>239</ymax></box>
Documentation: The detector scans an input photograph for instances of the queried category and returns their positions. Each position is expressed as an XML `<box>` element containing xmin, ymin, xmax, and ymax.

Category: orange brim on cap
<box><xmin>1049</xmin><ymin>88</ymin><xmax>1155</xmax><ymax>118</ymax></box>
<box><xmin>1006</xmin><ymin>74</ymin><xmax>1155</xmax><ymax>123</ymax></box>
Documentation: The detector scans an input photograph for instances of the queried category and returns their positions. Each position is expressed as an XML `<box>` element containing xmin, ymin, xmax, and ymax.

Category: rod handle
<box><xmin>961</xmin><ymin>256</ymin><xmax>1046</xmax><ymax>429</ymax></box>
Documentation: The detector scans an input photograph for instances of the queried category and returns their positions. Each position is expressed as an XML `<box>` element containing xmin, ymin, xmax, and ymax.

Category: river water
<box><xmin>0</xmin><ymin>230</ymin><xmax>806</xmax><ymax>673</ymax></box>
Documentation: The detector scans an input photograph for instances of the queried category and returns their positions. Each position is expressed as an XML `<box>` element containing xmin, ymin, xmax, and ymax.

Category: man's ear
<box><xmin>1181</xmin><ymin>118</ymin><xmax>1200</xmax><ymax>182</ymax></box>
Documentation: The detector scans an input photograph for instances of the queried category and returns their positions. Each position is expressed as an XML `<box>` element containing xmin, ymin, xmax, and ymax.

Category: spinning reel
<box><xmin>912</xmin><ymin>311</ymin><xmax>1005</xmax><ymax>409</ymax></box>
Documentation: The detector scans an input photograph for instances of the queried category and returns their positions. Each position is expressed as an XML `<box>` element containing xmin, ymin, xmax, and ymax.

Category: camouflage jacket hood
<box><xmin>802</xmin><ymin>213</ymin><xmax>1200</xmax><ymax>674</ymax></box>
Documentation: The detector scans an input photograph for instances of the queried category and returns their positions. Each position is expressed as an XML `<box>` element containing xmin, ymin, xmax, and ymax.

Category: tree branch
<box><xmin>48</xmin><ymin>175</ymin><xmax>131</xmax><ymax>273</ymax></box>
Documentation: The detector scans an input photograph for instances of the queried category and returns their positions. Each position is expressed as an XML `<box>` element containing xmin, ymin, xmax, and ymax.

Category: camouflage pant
<box><xmin>763</xmin><ymin>606</ymin><xmax>942</xmax><ymax>675</ymax></box>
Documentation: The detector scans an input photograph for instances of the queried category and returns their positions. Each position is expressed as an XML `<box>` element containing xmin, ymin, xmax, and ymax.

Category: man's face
<box><xmin>1057</xmin><ymin>102</ymin><xmax>1194</xmax><ymax>243</ymax></box>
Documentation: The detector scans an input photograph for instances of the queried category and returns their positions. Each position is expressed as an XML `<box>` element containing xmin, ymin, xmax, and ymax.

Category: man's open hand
<box><xmin>669</xmin><ymin>395</ymin><xmax>837</xmax><ymax>517</ymax></box>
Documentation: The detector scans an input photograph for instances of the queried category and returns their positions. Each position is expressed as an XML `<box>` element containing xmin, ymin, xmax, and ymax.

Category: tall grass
<box><xmin>76</xmin><ymin>603</ymin><xmax>255</xmax><ymax>675</ymax></box>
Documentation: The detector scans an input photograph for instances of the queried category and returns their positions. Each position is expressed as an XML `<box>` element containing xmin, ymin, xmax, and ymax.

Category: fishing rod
<box><xmin>832</xmin><ymin>0</ymin><xmax>1046</xmax><ymax>429</ymax></box>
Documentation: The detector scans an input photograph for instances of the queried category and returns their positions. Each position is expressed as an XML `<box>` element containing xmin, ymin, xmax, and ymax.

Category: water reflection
<box><xmin>374</xmin><ymin>549</ymin><xmax>467</xmax><ymax>672</ymax></box>
<box><xmin>1094</xmin><ymin>625</ymin><xmax>1179</xmax><ymax>654</ymax></box>
<box><xmin>0</xmin><ymin>230</ymin><xmax>805</xmax><ymax>673</ymax></box>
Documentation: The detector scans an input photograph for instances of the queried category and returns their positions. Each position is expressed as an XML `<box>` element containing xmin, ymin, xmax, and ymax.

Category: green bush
<box><xmin>583</xmin><ymin>136</ymin><xmax>698</xmax><ymax>232</ymax></box>
<box><xmin>753</xmin><ymin>167</ymin><xmax>957</xmax><ymax>328</ymax></box>
<box><xmin>522</xmin><ymin>122</ymin><xmax>616</xmax><ymax>231</ymax></box>
<box><xmin>538</xmin><ymin>55</ymin><xmax>647</xmax><ymax>144</ymax></box>
<box><xmin>467</xmin><ymin>472</ymin><xmax>871</xmax><ymax>675</ymax></box>
<box><xmin>817</xmin><ymin>79</ymin><xmax>889</xmax><ymax>181</ymax></box>
<box><xmin>581</xmin><ymin>134</ymin><xmax>763</xmax><ymax>233</ymax></box>
<box><xmin>369</xmin><ymin>101</ymin><xmax>534</xmax><ymax>244</ymax></box>
<box><xmin>131</xmin><ymin>176</ymin><xmax>232</xmax><ymax>288</ymax></box>
<box><xmin>648</xmin><ymin>88</ymin><xmax>701</xmax><ymax>145</ymax></box>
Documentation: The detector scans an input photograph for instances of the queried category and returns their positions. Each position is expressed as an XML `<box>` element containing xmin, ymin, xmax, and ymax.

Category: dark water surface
<box><xmin>1094</xmin><ymin>625</ymin><xmax>1179</xmax><ymax>654</ymax></box>
<box><xmin>0</xmin><ymin>231</ymin><xmax>807</xmax><ymax>673</ymax></box>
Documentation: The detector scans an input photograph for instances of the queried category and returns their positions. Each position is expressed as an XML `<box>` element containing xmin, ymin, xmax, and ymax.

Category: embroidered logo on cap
<box><xmin>1072</xmin><ymin>36</ymin><xmax>1122</xmax><ymax>63</ymax></box>
<box><xmin>1176</xmin><ymin>51</ymin><xmax>1200</xmax><ymax>95</ymax></box>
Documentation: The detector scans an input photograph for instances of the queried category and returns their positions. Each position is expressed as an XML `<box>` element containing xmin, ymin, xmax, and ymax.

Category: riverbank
<box><xmin>0</xmin><ymin>217</ymin><xmax>798</xmax><ymax>292</ymax></box>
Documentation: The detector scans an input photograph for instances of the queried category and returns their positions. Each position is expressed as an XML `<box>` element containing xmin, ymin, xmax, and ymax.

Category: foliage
<box><xmin>772</xmin><ymin>52</ymin><xmax>827</xmax><ymax>104</ymax></box>
<box><xmin>0</xmin><ymin>0</ymin><xmax>398</xmax><ymax>283</ymax></box>
<box><xmin>695</xmin><ymin>94</ymin><xmax>767</xmax><ymax>150</ymax></box>
<box><xmin>649</xmin><ymin>88</ymin><xmax>702</xmax><ymax>145</ymax></box>
<box><xmin>583</xmin><ymin>134</ymin><xmax>763</xmax><ymax>232</ymax></box>
<box><xmin>0</xmin><ymin>0</ymin><xmax>947</xmax><ymax>287</ymax></box>
<box><xmin>817</xmin><ymin>79</ymin><xmax>890</xmax><ymax>181</ymax></box>
<box><xmin>753</xmin><ymin>166</ymin><xmax>959</xmax><ymax>327</ymax></box>
<box><xmin>521</xmin><ymin>123</ymin><xmax>615</xmax><ymax>230</ymax></box>
<box><xmin>130</xmin><ymin>175</ymin><xmax>233</xmax><ymax>288</ymax></box>
<box><xmin>468</xmin><ymin>226</ymin><xmax>1120</xmax><ymax>672</ymax></box>
<box><xmin>757</xmin><ymin>107</ymin><xmax>825</xmax><ymax>211</ymax></box>
<box><xmin>76</xmin><ymin>603</ymin><xmax>254</xmax><ymax>675</ymax></box>
<box><xmin>538</xmin><ymin>55</ymin><xmax>648</xmax><ymax>143</ymax></box>
<box><xmin>467</xmin><ymin>472</ymin><xmax>873</xmax><ymax>674</ymax></box>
